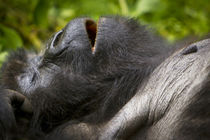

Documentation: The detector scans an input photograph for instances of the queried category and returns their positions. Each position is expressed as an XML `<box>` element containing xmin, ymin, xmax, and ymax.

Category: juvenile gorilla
<box><xmin>0</xmin><ymin>16</ymin><xmax>209</xmax><ymax>140</ymax></box>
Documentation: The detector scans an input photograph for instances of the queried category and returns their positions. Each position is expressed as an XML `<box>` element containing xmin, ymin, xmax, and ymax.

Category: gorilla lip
<box><xmin>85</xmin><ymin>19</ymin><xmax>97</xmax><ymax>53</ymax></box>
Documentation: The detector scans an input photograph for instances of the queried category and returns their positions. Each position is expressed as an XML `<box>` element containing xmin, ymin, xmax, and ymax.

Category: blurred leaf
<box><xmin>136</xmin><ymin>0</ymin><xmax>162</xmax><ymax>14</ymax></box>
<box><xmin>0</xmin><ymin>24</ymin><xmax>23</xmax><ymax>50</ymax></box>
<box><xmin>119</xmin><ymin>0</ymin><xmax>129</xmax><ymax>15</ymax></box>
<box><xmin>0</xmin><ymin>51</ymin><xmax>8</xmax><ymax>67</ymax></box>
<box><xmin>34</xmin><ymin>0</ymin><xmax>51</xmax><ymax>28</ymax></box>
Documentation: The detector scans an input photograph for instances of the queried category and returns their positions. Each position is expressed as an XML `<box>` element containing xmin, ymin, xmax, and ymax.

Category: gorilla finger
<box><xmin>6</xmin><ymin>89</ymin><xmax>33</xmax><ymax>114</ymax></box>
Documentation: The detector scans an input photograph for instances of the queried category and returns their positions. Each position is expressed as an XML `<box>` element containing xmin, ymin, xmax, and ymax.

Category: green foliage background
<box><xmin>0</xmin><ymin>0</ymin><xmax>210</xmax><ymax>65</ymax></box>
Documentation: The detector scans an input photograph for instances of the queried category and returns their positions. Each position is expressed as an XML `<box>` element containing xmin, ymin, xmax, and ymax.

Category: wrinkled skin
<box><xmin>0</xmin><ymin>16</ymin><xmax>209</xmax><ymax>140</ymax></box>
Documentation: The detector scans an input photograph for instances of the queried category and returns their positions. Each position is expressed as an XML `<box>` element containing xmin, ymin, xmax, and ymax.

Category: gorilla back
<box><xmin>0</xmin><ymin>16</ymin><xmax>209</xmax><ymax>140</ymax></box>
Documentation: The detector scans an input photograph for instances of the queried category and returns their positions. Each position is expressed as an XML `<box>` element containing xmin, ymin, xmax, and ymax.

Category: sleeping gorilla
<box><xmin>0</xmin><ymin>16</ymin><xmax>210</xmax><ymax>140</ymax></box>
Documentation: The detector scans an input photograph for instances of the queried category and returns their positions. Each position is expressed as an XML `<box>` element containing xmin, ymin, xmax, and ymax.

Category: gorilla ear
<box><xmin>0</xmin><ymin>49</ymin><xmax>28</xmax><ymax>89</ymax></box>
<box><xmin>1</xmin><ymin>49</ymin><xmax>27</xmax><ymax>70</ymax></box>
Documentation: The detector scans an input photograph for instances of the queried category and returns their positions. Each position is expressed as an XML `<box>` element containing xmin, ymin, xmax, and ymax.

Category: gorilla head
<box><xmin>0</xmin><ymin>16</ymin><xmax>171</xmax><ymax>139</ymax></box>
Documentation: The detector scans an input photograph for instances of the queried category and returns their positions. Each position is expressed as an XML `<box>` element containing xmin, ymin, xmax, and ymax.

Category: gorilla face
<box><xmin>0</xmin><ymin>16</ymin><xmax>169</xmax><ymax>137</ymax></box>
<box><xmin>9</xmin><ymin>17</ymin><xmax>166</xmax><ymax>94</ymax></box>
<box><xmin>15</xmin><ymin>18</ymin><xmax>96</xmax><ymax>94</ymax></box>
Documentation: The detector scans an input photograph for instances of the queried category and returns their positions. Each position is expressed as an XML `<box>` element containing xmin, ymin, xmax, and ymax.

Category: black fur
<box><xmin>0</xmin><ymin>16</ymin><xmax>205</xmax><ymax>140</ymax></box>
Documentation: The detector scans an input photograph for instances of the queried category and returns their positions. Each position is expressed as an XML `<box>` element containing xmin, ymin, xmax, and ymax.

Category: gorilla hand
<box><xmin>0</xmin><ymin>89</ymin><xmax>32</xmax><ymax>139</ymax></box>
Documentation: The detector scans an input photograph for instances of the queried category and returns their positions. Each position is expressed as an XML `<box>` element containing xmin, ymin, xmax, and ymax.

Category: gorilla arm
<box><xmin>99</xmin><ymin>39</ymin><xmax>210</xmax><ymax>140</ymax></box>
<box><xmin>49</xmin><ymin>39</ymin><xmax>210</xmax><ymax>140</ymax></box>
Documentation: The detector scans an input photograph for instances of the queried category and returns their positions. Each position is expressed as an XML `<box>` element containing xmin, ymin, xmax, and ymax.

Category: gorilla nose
<box><xmin>47</xmin><ymin>18</ymin><xmax>97</xmax><ymax>54</ymax></box>
<box><xmin>50</xmin><ymin>30</ymin><xmax>63</xmax><ymax>49</ymax></box>
<box><xmin>85</xmin><ymin>20</ymin><xmax>97</xmax><ymax>51</ymax></box>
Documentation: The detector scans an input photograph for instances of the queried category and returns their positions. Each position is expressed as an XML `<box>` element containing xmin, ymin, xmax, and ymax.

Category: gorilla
<box><xmin>0</xmin><ymin>16</ymin><xmax>210</xmax><ymax>140</ymax></box>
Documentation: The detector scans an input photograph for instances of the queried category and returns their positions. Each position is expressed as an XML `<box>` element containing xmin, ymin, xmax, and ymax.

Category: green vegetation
<box><xmin>0</xmin><ymin>0</ymin><xmax>210</xmax><ymax>65</ymax></box>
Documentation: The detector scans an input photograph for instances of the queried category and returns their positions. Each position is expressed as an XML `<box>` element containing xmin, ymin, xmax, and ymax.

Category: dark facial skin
<box><xmin>0</xmin><ymin>16</ymin><xmax>170</xmax><ymax>139</ymax></box>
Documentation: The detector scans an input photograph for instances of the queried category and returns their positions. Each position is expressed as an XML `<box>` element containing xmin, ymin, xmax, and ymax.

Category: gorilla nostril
<box><xmin>181</xmin><ymin>45</ymin><xmax>198</xmax><ymax>55</ymax></box>
<box><xmin>85</xmin><ymin>20</ymin><xmax>97</xmax><ymax>51</ymax></box>
<box><xmin>51</xmin><ymin>30</ymin><xmax>63</xmax><ymax>48</ymax></box>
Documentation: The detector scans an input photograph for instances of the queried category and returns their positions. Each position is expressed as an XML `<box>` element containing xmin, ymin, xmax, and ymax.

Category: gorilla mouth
<box><xmin>85</xmin><ymin>19</ymin><xmax>97</xmax><ymax>52</ymax></box>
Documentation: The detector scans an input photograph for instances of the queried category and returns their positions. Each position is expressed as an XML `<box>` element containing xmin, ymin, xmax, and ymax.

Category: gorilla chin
<box><xmin>0</xmin><ymin>16</ymin><xmax>210</xmax><ymax>140</ymax></box>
